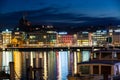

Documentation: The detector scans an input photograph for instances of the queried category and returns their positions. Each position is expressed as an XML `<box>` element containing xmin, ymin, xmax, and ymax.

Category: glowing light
<box><xmin>114</xmin><ymin>29</ymin><xmax>120</xmax><ymax>32</ymax></box>
<box><xmin>82</xmin><ymin>51</ymin><xmax>90</xmax><ymax>62</ymax></box>
<box><xmin>58</xmin><ymin>51</ymin><xmax>61</xmax><ymax>80</ymax></box>
<box><xmin>30</xmin><ymin>52</ymin><xmax>33</xmax><ymax>67</ymax></box>
<box><xmin>74</xmin><ymin>52</ymin><xmax>77</xmax><ymax>74</ymax></box>
<box><xmin>82</xmin><ymin>32</ymin><xmax>88</xmax><ymax>34</ymax></box>
<box><xmin>2</xmin><ymin>51</ymin><xmax>12</xmax><ymax>73</ymax></box>
<box><xmin>6</xmin><ymin>29</ymin><xmax>8</xmax><ymax>32</ymax></box>
<box><xmin>58</xmin><ymin>51</ymin><xmax>68</xmax><ymax>80</ymax></box>
<box><xmin>58</xmin><ymin>32</ymin><xmax>67</xmax><ymax>35</ymax></box>
<box><xmin>44</xmin><ymin>52</ymin><xmax>47</xmax><ymax>80</ymax></box>
<box><xmin>77</xmin><ymin>51</ymin><xmax>81</xmax><ymax>63</ymax></box>
<box><xmin>13</xmin><ymin>51</ymin><xmax>22</xmax><ymax>78</ymax></box>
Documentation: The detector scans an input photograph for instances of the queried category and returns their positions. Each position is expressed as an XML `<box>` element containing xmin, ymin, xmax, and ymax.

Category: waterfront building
<box><xmin>2</xmin><ymin>29</ymin><xmax>12</xmax><ymax>47</ymax></box>
<box><xmin>92</xmin><ymin>30</ymin><xmax>107</xmax><ymax>46</ymax></box>
<box><xmin>13</xmin><ymin>29</ymin><xmax>26</xmax><ymax>40</ymax></box>
<box><xmin>77</xmin><ymin>31</ymin><xmax>89</xmax><ymax>46</ymax></box>
<box><xmin>112</xmin><ymin>28</ymin><xmax>120</xmax><ymax>46</ymax></box>
<box><xmin>57</xmin><ymin>32</ymin><xmax>73</xmax><ymax>47</ymax></box>
<box><xmin>46</xmin><ymin>30</ymin><xmax>57</xmax><ymax>47</ymax></box>
<box><xmin>27</xmin><ymin>26</ymin><xmax>57</xmax><ymax>47</ymax></box>
<box><xmin>12</xmin><ymin>29</ymin><xmax>26</xmax><ymax>47</ymax></box>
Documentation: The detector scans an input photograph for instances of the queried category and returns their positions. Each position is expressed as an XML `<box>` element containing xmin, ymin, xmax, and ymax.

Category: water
<box><xmin>0</xmin><ymin>50</ymin><xmax>90</xmax><ymax>80</ymax></box>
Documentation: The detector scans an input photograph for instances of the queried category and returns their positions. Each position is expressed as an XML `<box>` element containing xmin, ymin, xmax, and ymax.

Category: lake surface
<box><xmin>0</xmin><ymin>50</ymin><xmax>90</xmax><ymax>80</ymax></box>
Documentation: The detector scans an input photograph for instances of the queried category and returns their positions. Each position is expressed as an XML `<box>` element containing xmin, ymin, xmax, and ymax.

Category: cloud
<box><xmin>0</xmin><ymin>6</ymin><xmax>120</xmax><ymax>29</ymax></box>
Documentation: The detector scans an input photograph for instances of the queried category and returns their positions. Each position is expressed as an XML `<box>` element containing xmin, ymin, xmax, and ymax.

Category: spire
<box><xmin>19</xmin><ymin>12</ymin><xmax>28</xmax><ymax>26</ymax></box>
<box><xmin>22</xmin><ymin>15</ymin><xmax>25</xmax><ymax>21</ymax></box>
<box><xmin>23</xmin><ymin>12</ymin><xmax>27</xmax><ymax>23</ymax></box>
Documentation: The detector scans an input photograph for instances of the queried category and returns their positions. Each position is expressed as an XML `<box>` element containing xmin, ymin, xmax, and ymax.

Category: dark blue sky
<box><xmin>0</xmin><ymin>0</ymin><xmax>120</xmax><ymax>28</ymax></box>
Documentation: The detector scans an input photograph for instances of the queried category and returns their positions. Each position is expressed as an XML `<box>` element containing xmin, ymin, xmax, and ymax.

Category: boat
<box><xmin>77</xmin><ymin>47</ymin><xmax>120</xmax><ymax>80</ymax></box>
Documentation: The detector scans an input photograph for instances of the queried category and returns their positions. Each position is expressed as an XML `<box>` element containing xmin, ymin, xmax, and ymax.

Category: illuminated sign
<box><xmin>114</xmin><ymin>29</ymin><xmax>120</xmax><ymax>32</ymax></box>
<box><xmin>82</xmin><ymin>32</ymin><xmax>88</xmax><ymax>34</ymax></box>
<box><xmin>58</xmin><ymin>32</ymin><xmax>67</xmax><ymax>35</ymax></box>
<box><xmin>47</xmin><ymin>31</ymin><xmax>57</xmax><ymax>33</ymax></box>
<box><xmin>15</xmin><ymin>32</ymin><xmax>20</xmax><ymax>34</ymax></box>
<box><xmin>109</xmin><ymin>29</ymin><xmax>113</xmax><ymax>32</ymax></box>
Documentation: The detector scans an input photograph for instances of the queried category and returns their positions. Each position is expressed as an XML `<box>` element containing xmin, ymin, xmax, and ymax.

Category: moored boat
<box><xmin>77</xmin><ymin>48</ymin><xmax>120</xmax><ymax>80</ymax></box>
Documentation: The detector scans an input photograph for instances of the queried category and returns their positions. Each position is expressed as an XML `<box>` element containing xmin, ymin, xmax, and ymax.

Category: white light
<box><xmin>82</xmin><ymin>32</ymin><xmax>88</xmax><ymax>34</ymax></box>
<box><xmin>58</xmin><ymin>32</ymin><xmax>67</xmax><ymax>35</ymax></box>
<box><xmin>96</xmin><ymin>30</ymin><xmax>101</xmax><ymax>32</ymax></box>
<box><xmin>6</xmin><ymin>29</ymin><xmax>8</xmax><ymax>32</ymax></box>
<box><xmin>82</xmin><ymin>51</ymin><xmax>90</xmax><ymax>62</ymax></box>
<box><xmin>74</xmin><ymin>52</ymin><xmax>77</xmax><ymax>74</ymax></box>
<box><xmin>114</xmin><ymin>29</ymin><xmax>120</xmax><ymax>32</ymax></box>
<box><xmin>47</xmin><ymin>31</ymin><xmax>57</xmax><ymax>33</ymax></box>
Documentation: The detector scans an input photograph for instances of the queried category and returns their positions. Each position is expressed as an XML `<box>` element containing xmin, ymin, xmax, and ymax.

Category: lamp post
<box><xmin>43</xmin><ymin>35</ymin><xmax>47</xmax><ymax>46</ymax></box>
<box><xmin>73</xmin><ymin>34</ymin><xmax>77</xmax><ymax>46</ymax></box>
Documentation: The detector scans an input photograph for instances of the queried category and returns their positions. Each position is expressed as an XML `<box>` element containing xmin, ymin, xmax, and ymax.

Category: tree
<box><xmin>11</xmin><ymin>38</ymin><xmax>18</xmax><ymax>47</ymax></box>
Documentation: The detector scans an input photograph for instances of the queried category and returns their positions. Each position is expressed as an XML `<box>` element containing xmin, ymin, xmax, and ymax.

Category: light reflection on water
<box><xmin>43</xmin><ymin>52</ymin><xmax>47</xmax><ymax>80</ymax></box>
<box><xmin>1</xmin><ymin>50</ymin><xmax>90</xmax><ymax>80</ymax></box>
<box><xmin>58</xmin><ymin>51</ymin><xmax>68</xmax><ymax>80</ymax></box>
<box><xmin>13</xmin><ymin>51</ymin><xmax>22</xmax><ymax>79</ymax></box>
<box><xmin>2</xmin><ymin>51</ymin><xmax>12</xmax><ymax>73</ymax></box>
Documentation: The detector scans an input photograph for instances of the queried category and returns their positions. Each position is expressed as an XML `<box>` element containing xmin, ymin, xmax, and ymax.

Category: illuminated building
<box><xmin>28</xmin><ymin>31</ymin><xmax>42</xmax><ymax>44</ymax></box>
<box><xmin>77</xmin><ymin>31</ymin><xmax>89</xmax><ymax>46</ymax></box>
<box><xmin>46</xmin><ymin>31</ymin><xmax>57</xmax><ymax>46</ymax></box>
<box><xmin>112</xmin><ymin>28</ymin><xmax>120</xmax><ymax>46</ymax></box>
<box><xmin>2</xmin><ymin>29</ymin><xmax>12</xmax><ymax>47</ymax></box>
<box><xmin>12</xmin><ymin>28</ymin><xmax>27</xmax><ymax>46</ymax></box>
<box><xmin>0</xmin><ymin>33</ymin><xmax>3</xmax><ymax>48</ymax></box>
<box><xmin>13</xmin><ymin>30</ymin><xmax>26</xmax><ymax>40</ymax></box>
<box><xmin>92</xmin><ymin>30</ymin><xmax>107</xmax><ymax>46</ymax></box>
<box><xmin>28</xmin><ymin>27</ymin><xmax>57</xmax><ymax>47</ymax></box>
<box><xmin>57</xmin><ymin>32</ymin><xmax>73</xmax><ymax>47</ymax></box>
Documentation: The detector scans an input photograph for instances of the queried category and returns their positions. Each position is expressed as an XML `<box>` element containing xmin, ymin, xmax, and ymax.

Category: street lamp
<box><xmin>43</xmin><ymin>35</ymin><xmax>47</xmax><ymax>46</ymax></box>
<box><xmin>73</xmin><ymin>34</ymin><xmax>77</xmax><ymax>46</ymax></box>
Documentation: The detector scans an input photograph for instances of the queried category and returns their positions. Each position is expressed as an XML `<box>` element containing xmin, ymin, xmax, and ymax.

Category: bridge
<box><xmin>3</xmin><ymin>46</ymin><xmax>120</xmax><ymax>51</ymax></box>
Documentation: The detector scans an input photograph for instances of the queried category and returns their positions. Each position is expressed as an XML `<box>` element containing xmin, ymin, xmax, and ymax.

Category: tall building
<box><xmin>18</xmin><ymin>16</ymin><xmax>31</xmax><ymax>32</ymax></box>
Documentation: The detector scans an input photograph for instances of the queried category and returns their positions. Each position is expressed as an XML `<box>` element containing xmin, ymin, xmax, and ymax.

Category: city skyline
<box><xmin>0</xmin><ymin>0</ymin><xmax>120</xmax><ymax>28</ymax></box>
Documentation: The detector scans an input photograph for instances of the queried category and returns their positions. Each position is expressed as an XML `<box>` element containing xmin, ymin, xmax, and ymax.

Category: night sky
<box><xmin>0</xmin><ymin>0</ymin><xmax>120</xmax><ymax>29</ymax></box>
